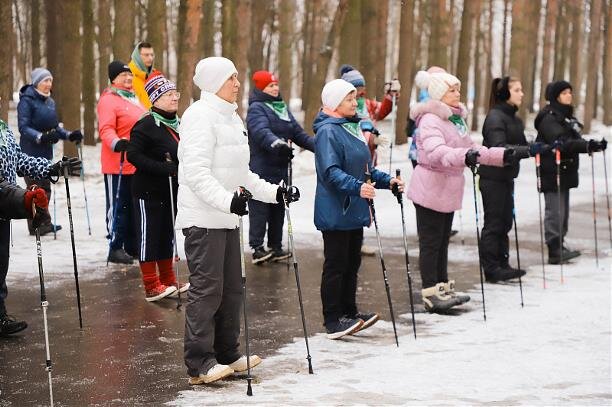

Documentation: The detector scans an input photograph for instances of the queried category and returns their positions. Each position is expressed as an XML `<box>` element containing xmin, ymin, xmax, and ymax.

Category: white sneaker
<box><xmin>168</xmin><ymin>282</ymin><xmax>190</xmax><ymax>298</ymax></box>
<box><xmin>188</xmin><ymin>364</ymin><xmax>234</xmax><ymax>385</ymax></box>
<box><xmin>145</xmin><ymin>285</ymin><xmax>177</xmax><ymax>302</ymax></box>
<box><xmin>360</xmin><ymin>245</ymin><xmax>376</xmax><ymax>256</ymax></box>
<box><xmin>228</xmin><ymin>355</ymin><xmax>262</xmax><ymax>372</ymax></box>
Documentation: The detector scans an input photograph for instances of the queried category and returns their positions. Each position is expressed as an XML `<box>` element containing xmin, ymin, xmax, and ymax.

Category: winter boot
<box><xmin>189</xmin><ymin>364</ymin><xmax>234</xmax><ymax>385</ymax></box>
<box><xmin>485</xmin><ymin>266</ymin><xmax>526</xmax><ymax>283</ymax></box>
<box><xmin>326</xmin><ymin>317</ymin><xmax>364</xmax><ymax>339</ymax></box>
<box><xmin>443</xmin><ymin>280</ymin><xmax>470</xmax><ymax>304</ymax></box>
<box><xmin>252</xmin><ymin>246</ymin><xmax>273</xmax><ymax>265</ymax></box>
<box><xmin>228</xmin><ymin>355</ymin><xmax>262</xmax><ymax>372</ymax></box>
<box><xmin>108</xmin><ymin>248</ymin><xmax>134</xmax><ymax>264</ymax></box>
<box><xmin>0</xmin><ymin>314</ymin><xmax>27</xmax><ymax>336</ymax></box>
<box><xmin>269</xmin><ymin>248</ymin><xmax>291</xmax><ymax>262</ymax></box>
<box><xmin>562</xmin><ymin>246</ymin><xmax>581</xmax><ymax>260</ymax></box>
<box><xmin>421</xmin><ymin>283</ymin><xmax>461</xmax><ymax>313</ymax></box>
<box><xmin>349</xmin><ymin>312</ymin><xmax>379</xmax><ymax>334</ymax></box>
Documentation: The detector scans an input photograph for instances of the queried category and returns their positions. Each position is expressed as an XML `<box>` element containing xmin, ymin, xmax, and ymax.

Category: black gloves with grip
<box><xmin>114</xmin><ymin>139</ymin><xmax>129</xmax><ymax>152</ymax></box>
<box><xmin>48</xmin><ymin>156</ymin><xmax>82</xmax><ymax>179</ymax></box>
<box><xmin>230</xmin><ymin>187</ymin><xmax>252</xmax><ymax>216</ymax></box>
<box><xmin>40</xmin><ymin>130</ymin><xmax>60</xmax><ymax>144</ymax></box>
<box><xmin>69</xmin><ymin>130</ymin><xmax>83</xmax><ymax>142</ymax></box>
<box><xmin>271</xmin><ymin>139</ymin><xmax>294</xmax><ymax>162</ymax></box>
<box><xmin>465</xmin><ymin>149</ymin><xmax>480</xmax><ymax>168</ymax></box>
<box><xmin>277</xmin><ymin>185</ymin><xmax>300</xmax><ymax>205</ymax></box>
<box><xmin>588</xmin><ymin>138</ymin><xmax>607</xmax><ymax>153</ymax></box>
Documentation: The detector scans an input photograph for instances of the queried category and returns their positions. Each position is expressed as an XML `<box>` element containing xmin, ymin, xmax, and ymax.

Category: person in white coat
<box><xmin>176</xmin><ymin>57</ymin><xmax>298</xmax><ymax>385</ymax></box>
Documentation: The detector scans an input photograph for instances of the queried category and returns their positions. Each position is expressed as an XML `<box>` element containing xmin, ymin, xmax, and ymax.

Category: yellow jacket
<box><xmin>128</xmin><ymin>60</ymin><xmax>152</xmax><ymax>109</ymax></box>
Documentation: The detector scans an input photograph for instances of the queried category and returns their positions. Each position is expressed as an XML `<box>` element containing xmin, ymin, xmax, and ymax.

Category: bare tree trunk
<box><xmin>583</xmin><ymin>0</ymin><xmax>603</xmax><ymax>133</ymax></box>
<box><xmin>57</xmin><ymin>0</ymin><xmax>82</xmax><ymax>158</ymax></box>
<box><xmin>0</xmin><ymin>0</ymin><xmax>12</xmax><ymax>122</ymax></box>
<box><xmin>31</xmin><ymin>0</ymin><xmax>40</xmax><ymax>68</ymax></box>
<box><xmin>300</xmin><ymin>0</ymin><xmax>314</xmax><ymax>109</ymax></box>
<box><xmin>248</xmin><ymin>0</ymin><xmax>269</xmax><ymax>73</ymax></box>
<box><xmin>603</xmin><ymin>0</ymin><xmax>612</xmax><ymax>125</ymax></box>
<box><xmin>13</xmin><ymin>0</ymin><xmax>28</xmax><ymax>86</ymax></box>
<box><xmin>502</xmin><ymin>0</ymin><xmax>510</xmax><ymax>73</ymax></box>
<box><xmin>45</xmin><ymin>1</ymin><xmax>59</xmax><ymax>77</ymax></box>
<box><xmin>221</xmin><ymin>0</ymin><xmax>237</xmax><ymax>60</ymax></box>
<box><xmin>199</xmin><ymin>0</ymin><xmax>216</xmax><ymax>58</ymax></box>
<box><xmin>361</xmin><ymin>0</ymin><xmax>377</xmax><ymax>95</ymax></box>
<box><xmin>147</xmin><ymin>0</ymin><xmax>167</xmax><ymax>73</ymax></box>
<box><xmin>97</xmin><ymin>0</ymin><xmax>112</xmax><ymax>94</ymax></box>
<box><xmin>427</xmin><ymin>0</ymin><xmax>449</xmax><ymax>70</ymax></box>
<box><xmin>523</xmin><ymin>0</ymin><xmax>541</xmax><ymax>114</ymax></box>
<box><xmin>413</xmin><ymin>0</ymin><xmax>426</xmax><ymax>73</ymax></box>
<box><xmin>177</xmin><ymin>0</ymin><xmax>202</xmax><ymax>115</ymax></box>
<box><xmin>113</xmin><ymin>0</ymin><xmax>135</xmax><ymax>62</ymax></box>
<box><xmin>373</xmin><ymin>0</ymin><xmax>388</xmax><ymax>101</ymax></box>
<box><xmin>82</xmin><ymin>0</ymin><xmax>96</xmax><ymax>145</ymax></box>
<box><xmin>395</xmin><ymin>0</ymin><xmax>414</xmax><ymax>145</ymax></box>
<box><xmin>472</xmin><ymin>4</ymin><xmax>484</xmax><ymax>131</ymax></box>
<box><xmin>304</xmin><ymin>0</ymin><xmax>349</xmax><ymax>129</ymax></box>
<box><xmin>485</xmin><ymin>0</ymin><xmax>493</xmax><ymax>102</ymax></box>
<box><xmin>553</xmin><ymin>1</ymin><xmax>568</xmax><ymax>80</ymax></box>
<box><xmin>278</xmin><ymin>0</ymin><xmax>294</xmax><ymax>101</ymax></box>
<box><xmin>539</xmin><ymin>0</ymin><xmax>557</xmax><ymax>109</ymax></box>
<box><xmin>235</xmin><ymin>0</ymin><xmax>251</xmax><ymax>116</ymax></box>
<box><xmin>338</xmin><ymin>0</ymin><xmax>361</xmax><ymax>69</ymax></box>
<box><xmin>509</xmin><ymin>0</ymin><xmax>530</xmax><ymax>120</ymax></box>
<box><xmin>455</xmin><ymin>0</ymin><xmax>479</xmax><ymax>104</ymax></box>
<box><xmin>568</xmin><ymin>0</ymin><xmax>583</xmax><ymax>106</ymax></box>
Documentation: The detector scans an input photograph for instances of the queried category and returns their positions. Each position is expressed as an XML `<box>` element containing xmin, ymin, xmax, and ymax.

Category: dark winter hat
<box><xmin>108</xmin><ymin>60</ymin><xmax>132</xmax><ymax>82</ymax></box>
<box><xmin>546</xmin><ymin>80</ymin><xmax>572</xmax><ymax>102</ymax></box>
<box><xmin>252</xmin><ymin>70</ymin><xmax>278</xmax><ymax>91</ymax></box>
<box><xmin>31</xmin><ymin>67</ymin><xmax>53</xmax><ymax>87</ymax></box>
<box><xmin>339</xmin><ymin>64</ymin><xmax>365</xmax><ymax>88</ymax></box>
<box><xmin>145</xmin><ymin>72</ymin><xmax>177</xmax><ymax>104</ymax></box>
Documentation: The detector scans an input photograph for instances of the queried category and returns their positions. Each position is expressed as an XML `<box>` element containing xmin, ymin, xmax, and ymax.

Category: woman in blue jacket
<box><xmin>246</xmin><ymin>70</ymin><xmax>315</xmax><ymax>264</ymax></box>
<box><xmin>314</xmin><ymin>79</ymin><xmax>403</xmax><ymax>340</ymax></box>
<box><xmin>17</xmin><ymin>67</ymin><xmax>83</xmax><ymax>235</ymax></box>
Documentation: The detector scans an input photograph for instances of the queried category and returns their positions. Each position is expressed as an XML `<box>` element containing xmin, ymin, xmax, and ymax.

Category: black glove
<box><xmin>48</xmin><ymin>156</ymin><xmax>82</xmax><ymax>178</ymax></box>
<box><xmin>165</xmin><ymin>161</ymin><xmax>178</xmax><ymax>176</ymax></box>
<box><xmin>40</xmin><ymin>130</ymin><xmax>60</xmax><ymax>144</ymax></box>
<box><xmin>588</xmin><ymin>139</ymin><xmax>606</xmax><ymax>153</ymax></box>
<box><xmin>601</xmin><ymin>138</ymin><xmax>608</xmax><ymax>151</ymax></box>
<box><xmin>230</xmin><ymin>187</ymin><xmax>252</xmax><ymax>216</ymax></box>
<box><xmin>271</xmin><ymin>139</ymin><xmax>294</xmax><ymax>161</ymax></box>
<box><xmin>277</xmin><ymin>185</ymin><xmax>300</xmax><ymax>204</ymax></box>
<box><xmin>69</xmin><ymin>130</ymin><xmax>83</xmax><ymax>142</ymax></box>
<box><xmin>552</xmin><ymin>139</ymin><xmax>564</xmax><ymax>152</ymax></box>
<box><xmin>503</xmin><ymin>146</ymin><xmax>530</xmax><ymax>165</ymax></box>
<box><xmin>465</xmin><ymin>149</ymin><xmax>480</xmax><ymax>168</ymax></box>
<box><xmin>114</xmin><ymin>139</ymin><xmax>129</xmax><ymax>152</ymax></box>
<box><xmin>528</xmin><ymin>142</ymin><xmax>551</xmax><ymax>156</ymax></box>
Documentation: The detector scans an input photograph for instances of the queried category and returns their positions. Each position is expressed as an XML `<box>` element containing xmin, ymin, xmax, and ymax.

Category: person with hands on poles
<box><xmin>17</xmin><ymin>67</ymin><xmax>84</xmax><ymax>236</ymax></box>
<box><xmin>127</xmin><ymin>72</ymin><xmax>187</xmax><ymax>302</ymax></box>
<box><xmin>407</xmin><ymin>69</ymin><xmax>507</xmax><ymax>314</ymax></box>
<box><xmin>313</xmin><ymin>79</ymin><xmax>404</xmax><ymax>340</ymax></box>
<box><xmin>176</xmin><ymin>57</ymin><xmax>293</xmax><ymax>386</ymax></box>
<box><xmin>98</xmin><ymin>61</ymin><xmax>147</xmax><ymax>264</ymax></box>
<box><xmin>245</xmin><ymin>70</ymin><xmax>315</xmax><ymax>264</ymax></box>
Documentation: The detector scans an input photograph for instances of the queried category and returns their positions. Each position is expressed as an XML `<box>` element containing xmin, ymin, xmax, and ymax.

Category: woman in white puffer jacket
<box><xmin>177</xmin><ymin>57</ymin><xmax>289</xmax><ymax>385</ymax></box>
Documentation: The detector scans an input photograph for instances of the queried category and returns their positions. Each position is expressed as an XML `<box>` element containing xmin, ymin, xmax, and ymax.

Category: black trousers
<box><xmin>104</xmin><ymin>174</ymin><xmax>137</xmax><ymax>256</ymax></box>
<box><xmin>248</xmin><ymin>199</ymin><xmax>285</xmax><ymax>251</ymax></box>
<box><xmin>414</xmin><ymin>204</ymin><xmax>454</xmax><ymax>289</ymax></box>
<box><xmin>479</xmin><ymin>178</ymin><xmax>514</xmax><ymax>274</ymax></box>
<box><xmin>24</xmin><ymin>176</ymin><xmax>52</xmax><ymax>234</ymax></box>
<box><xmin>133</xmin><ymin>197</ymin><xmax>175</xmax><ymax>262</ymax></box>
<box><xmin>0</xmin><ymin>219</ymin><xmax>10</xmax><ymax>317</ymax></box>
<box><xmin>320</xmin><ymin>228</ymin><xmax>363</xmax><ymax>326</ymax></box>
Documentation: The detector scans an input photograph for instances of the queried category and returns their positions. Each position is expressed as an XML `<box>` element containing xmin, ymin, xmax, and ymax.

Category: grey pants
<box><xmin>544</xmin><ymin>189</ymin><xmax>570</xmax><ymax>247</ymax></box>
<box><xmin>183</xmin><ymin>227</ymin><xmax>242</xmax><ymax>377</ymax></box>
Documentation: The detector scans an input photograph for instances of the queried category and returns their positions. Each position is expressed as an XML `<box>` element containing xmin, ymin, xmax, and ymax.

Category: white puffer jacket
<box><xmin>176</xmin><ymin>92</ymin><xmax>279</xmax><ymax>229</ymax></box>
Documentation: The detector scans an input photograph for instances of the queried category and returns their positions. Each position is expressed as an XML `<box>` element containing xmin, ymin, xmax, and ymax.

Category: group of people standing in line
<box><xmin>0</xmin><ymin>39</ymin><xmax>607</xmax><ymax>385</ymax></box>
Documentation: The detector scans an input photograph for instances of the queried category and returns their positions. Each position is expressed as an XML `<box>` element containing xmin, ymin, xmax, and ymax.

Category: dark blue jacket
<box><xmin>313</xmin><ymin>112</ymin><xmax>391</xmax><ymax>231</ymax></box>
<box><xmin>246</xmin><ymin>89</ymin><xmax>315</xmax><ymax>183</ymax></box>
<box><xmin>17</xmin><ymin>85</ymin><xmax>70</xmax><ymax>159</ymax></box>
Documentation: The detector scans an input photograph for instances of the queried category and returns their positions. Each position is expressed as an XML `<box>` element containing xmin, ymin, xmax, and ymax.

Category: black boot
<box><xmin>108</xmin><ymin>248</ymin><xmax>134</xmax><ymax>264</ymax></box>
<box><xmin>251</xmin><ymin>246</ymin><xmax>272</xmax><ymax>265</ymax></box>
<box><xmin>421</xmin><ymin>283</ymin><xmax>461</xmax><ymax>313</ymax></box>
<box><xmin>0</xmin><ymin>314</ymin><xmax>28</xmax><ymax>336</ymax></box>
<box><xmin>485</xmin><ymin>266</ymin><xmax>526</xmax><ymax>283</ymax></box>
<box><xmin>269</xmin><ymin>248</ymin><xmax>291</xmax><ymax>262</ymax></box>
<box><xmin>547</xmin><ymin>238</ymin><xmax>579</xmax><ymax>265</ymax></box>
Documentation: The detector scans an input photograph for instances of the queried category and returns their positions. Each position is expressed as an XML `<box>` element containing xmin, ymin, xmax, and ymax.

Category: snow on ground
<box><xmin>170</xmin><ymin>255</ymin><xmax>611</xmax><ymax>406</ymax></box>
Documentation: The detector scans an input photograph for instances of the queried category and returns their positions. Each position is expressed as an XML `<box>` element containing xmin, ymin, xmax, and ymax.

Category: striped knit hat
<box><xmin>145</xmin><ymin>72</ymin><xmax>176</xmax><ymax>104</ymax></box>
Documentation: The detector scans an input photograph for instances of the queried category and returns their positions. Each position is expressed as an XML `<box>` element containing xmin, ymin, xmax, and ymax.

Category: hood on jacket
<box><xmin>312</xmin><ymin>111</ymin><xmax>354</xmax><ymax>134</ymax></box>
<box><xmin>19</xmin><ymin>84</ymin><xmax>47</xmax><ymax>101</ymax></box>
<box><xmin>248</xmin><ymin>88</ymin><xmax>284</xmax><ymax>105</ymax></box>
<box><xmin>409</xmin><ymin>99</ymin><xmax>467</xmax><ymax>125</ymax></box>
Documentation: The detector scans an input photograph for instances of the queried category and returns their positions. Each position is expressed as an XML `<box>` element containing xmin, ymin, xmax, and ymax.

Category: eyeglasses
<box><xmin>161</xmin><ymin>91</ymin><xmax>181</xmax><ymax>100</ymax></box>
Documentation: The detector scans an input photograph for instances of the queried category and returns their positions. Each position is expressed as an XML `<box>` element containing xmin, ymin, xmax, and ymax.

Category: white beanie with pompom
<box><xmin>321</xmin><ymin>79</ymin><xmax>356</xmax><ymax>111</ymax></box>
<box><xmin>414</xmin><ymin>70</ymin><xmax>461</xmax><ymax>101</ymax></box>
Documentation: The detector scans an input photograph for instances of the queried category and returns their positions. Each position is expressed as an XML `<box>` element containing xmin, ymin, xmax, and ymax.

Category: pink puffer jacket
<box><xmin>407</xmin><ymin>100</ymin><xmax>505</xmax><ymax>213</ymax></box>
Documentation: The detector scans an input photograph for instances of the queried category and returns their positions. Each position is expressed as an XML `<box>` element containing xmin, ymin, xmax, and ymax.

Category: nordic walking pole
<box><xmin>511</xmin><ymin>191</ymin><xmax>524</xmax><ymax>307</ymax></box>
<box><xmin>459</xmin><ymin>210</ymin><xmax>465</xmax><ymax>245</ymax></box>
<box><xmin>470</xmin><ymin>164</ymin><xmax>487</xmax><ymax>321</ymax></box>
<box><xmin>394</xmin><ymin>169</ymin><xmax>417</xmax><ymax>339</ymax></box>
<box><xmin>555</xmin><ymin>147</ymin><xmax>564</xmax><ymax>283</ymax></box>
<box><xmin>286</xmin><ymin>140</ymin><xmax>293</xmax><ymax>274</ymax></box>
<box><xmin>165</xmin><ymin>153</ymin><xmax>182</xmax><ymax>309</ymax></box>
<box><xmin>365</xmin><ymin>170</ymin><xmax>399</xmax><ymax>346</ymax></box>
<box><xmin>63</xmin><ymin>159</ymin><xmax>83</xmax><ymax>329</ymax></box>
<box><xmin>283</xmin><ymin>182</ymin><xmax>314</xmax><ymax>373</ymax></box>
<box><xmin>237</xmin><ymin>186</ymin><xmax>254</xmax><ymax>396</ymax></box>
<box><xmin>33</xmin><ymin>200</ymin><xmax>55</xmax><ymax>406</ymax></box>
<box><xmin>602</xmin><ymin>148</ymin><xmax>612</xmax><ymax>247</ymax></box>
<box><xmin>388</xmin><ymin>94</ymin><xmax>396</xmax><ymax>175</ymax></box>
<box><xmin>535</xmin><ymin>153</ymin><xmax>547</xmax><ymax>289</ymax></box>
<box><xmin>76</xmin><ymin>142</ymin><xmax>92</xmax><ymax>235</ymax></box>
<box><xmin>590</xmin><ymin>153</ymin><xmax>599</xmax><ymax>268</ymax></box>
<box><xmin>107</xmin><ymin>151</ymin><xmax>125</xmax><ymax>267</ymax></box>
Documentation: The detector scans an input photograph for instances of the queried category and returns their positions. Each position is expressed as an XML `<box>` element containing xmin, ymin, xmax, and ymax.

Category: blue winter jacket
<box><xmin>17</xmin><ymin>85</ymin><xmax>70</xmax><ymax>159</ymax></box>
<box><xmin>246</xmin><ymin>89</ymin><xmax>315</xmax><ymax>183</ymax></box>
<box><xmin>313</xmin><ymin>112</ymin><xmax>391</xmax><ymax>231</ymax></box>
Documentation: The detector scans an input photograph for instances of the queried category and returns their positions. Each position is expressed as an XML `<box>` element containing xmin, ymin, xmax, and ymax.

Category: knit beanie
<box><xmin>108</xmin><ymin>61</ymin><xmax>131</xmax><ymax>82</ymax></box>
<box><xmin>31</xmin><ymin>68</ymin><xmax>52</xmax><ymax>87</ymax></box>
<box><xmin>193</xmin><ymin>57</ymin><xmax>238</xmax><ymax>94</ymax></box>
<box><xmin>414</xmin><ymin>70</ymin><xmax>461</xmax><ymax>101</ymax></box>
<box><xmin>252</xmin><ymin>70</ymin><xmax>278</xmax><ymax>90</ymax></box>
<box><xmin>339</xmin><ymin>64</ymin><xmax>365</xmax><ymax>88</ymax></box>
<box><xmin>545</xmin><ymin>80</ymin><xmax>572</xmax><ymax>102</ymax></box>
<box><xmin>145</xmin><ymin>72</ymin><xmax>176</xmax><ymax>104</ymax></box>
<box><xmin>321</xmin><ymin>79</ymin><xmax>356</xmax><ymax>111</ymax></box>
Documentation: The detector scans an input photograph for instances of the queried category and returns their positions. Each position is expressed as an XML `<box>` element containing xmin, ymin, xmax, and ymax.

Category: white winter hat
<box><xmin>321</xmin><ymin>79</ymin><xmax>356</xmax><ymax>111</ymax></box>
<box><xmin>414</xmin><ymin>70</ymin><xmax>461</xmax><ymax>101</ymax></box>
<box><xmin>193</xmin><ymin>57</ymin><xmax>238</xmax><ymax>94</ymax></box>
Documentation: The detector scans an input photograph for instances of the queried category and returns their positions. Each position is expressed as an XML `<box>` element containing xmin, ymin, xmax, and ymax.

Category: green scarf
<box><xmin>110</xmin><ymin>86</ymin><xmax>140</xmax><ymax>106</ymax></box>
<box><xmin>149</xmin><ymin>110</ymin><xmax>180</xmax><ymax>133</ymax></box>
<box><xmin>341</xmin><ymin>122</ymin><xmax>365</xmax><ymax>142</ymax></box>
<box><xmin>448</xmin><ymin>114</ymin><xmax>468</xmax><ymax>136</ymax></box>
<box><xmin>356</xmin><ymin>97</ymin><xmax>368</xmax><ymax>117</ymax></box>
<box><xmin>264</xmin><ymin>101</ymin><xmax>290</xmax><ymax>121</ymax></box>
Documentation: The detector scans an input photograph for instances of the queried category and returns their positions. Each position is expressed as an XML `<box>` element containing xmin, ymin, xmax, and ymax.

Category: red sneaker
<box><xmin>145</xmin><ymin>284</ymin><xmax>177</xmax><ymax>302</ymax></box>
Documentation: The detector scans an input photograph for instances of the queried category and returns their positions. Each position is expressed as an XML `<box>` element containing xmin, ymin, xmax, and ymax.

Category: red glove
<box><xmin>24</xmin><ymin>186</ymin><xmax>48</xmax><ymax>217</ymax></box>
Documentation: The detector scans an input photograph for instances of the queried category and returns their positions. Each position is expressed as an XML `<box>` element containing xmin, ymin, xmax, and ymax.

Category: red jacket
<box><xmin>362</xmin><ymin>94</ymin><xmax>394</xmax><ymax>163</ymax></box>
<box><xmin>97</xmin><ymin>87</ymin><xmax>146</xmax><ymax>174</ymax></box>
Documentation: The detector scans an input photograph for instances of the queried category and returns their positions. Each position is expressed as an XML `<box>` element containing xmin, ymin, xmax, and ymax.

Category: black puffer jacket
<box><xmin>0</xmin><ymin>177</ymin><xmax>27</xmax><ymax>220</ymax></box>
<box><xmin>534</xmin><ymin>102</ymin><xmax>588</xmax><ymax>192</ymax></box>
<box><xmin>479</xmin><ymin>103</ymin><xmax>527</xmax><ymax>181</ymax></box>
